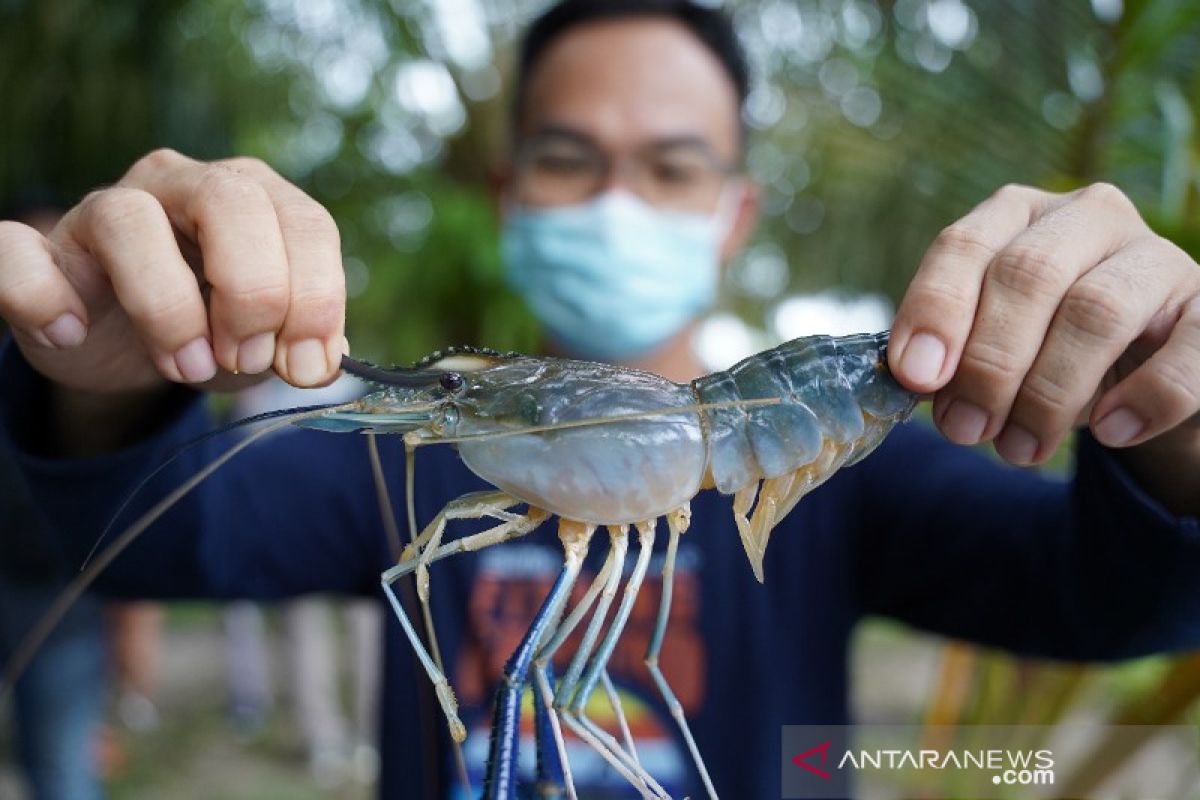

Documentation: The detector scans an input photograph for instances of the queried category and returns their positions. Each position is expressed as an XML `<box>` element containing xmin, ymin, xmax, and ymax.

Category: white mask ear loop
<box><xmin>710</xmin><ymin>179</ymin><xmax>746</xmax><ymax>243</ymax></box>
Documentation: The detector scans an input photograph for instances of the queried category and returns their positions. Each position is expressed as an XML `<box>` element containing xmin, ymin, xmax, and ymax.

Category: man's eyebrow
<box><xmin>524</xmin><ymin>125</ymin><xmax>597</xmax><ymax>148</ymax></box>
<box><xmin>646</xmin><ymin>136</ymin><xmax>739</xmax><ymax>172</ymax></box>
<box><xmin>643</xmin><ymin>134</ymin><xmax>717</xmax><ymax>152</ymax></box>
<box><xmin>522</xmin><ymin>126</ymin><xmax>737</xmax><ymax>168</ymax></box>
<box><xmin>525</xmin><ymin>127</ymin><xmax>719</xmax><ymax>153</ymax></box>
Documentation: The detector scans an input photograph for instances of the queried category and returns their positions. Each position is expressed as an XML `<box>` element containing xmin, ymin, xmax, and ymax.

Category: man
<box><xmin>1</xmin><ymin>1</ymin><xmax>1199</xmax><ymax>797</ymax></box>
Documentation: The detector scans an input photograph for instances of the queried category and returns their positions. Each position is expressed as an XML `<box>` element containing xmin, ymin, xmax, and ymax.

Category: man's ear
<box><xmin>719</xmin><ymin>181</ymin><xmax>760</xmax><ymax>264</ymax></box>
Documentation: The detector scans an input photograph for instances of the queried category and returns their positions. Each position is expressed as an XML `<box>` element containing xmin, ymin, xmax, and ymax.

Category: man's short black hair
<box><xmin>515</xmin><ymin>0</ymin><xmax>748</xmax><ymax>127</ymax></box>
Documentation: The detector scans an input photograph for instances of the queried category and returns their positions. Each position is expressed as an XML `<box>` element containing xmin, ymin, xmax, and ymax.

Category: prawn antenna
<box><xmin>79</xmin><ymin>402</ymin><xmax>350</xmax><ymax>573</ymax></box>
<box><xmin>1</xmin><ymin>402</ymin><xmax>353</xmax><ymax>705</ymax></box>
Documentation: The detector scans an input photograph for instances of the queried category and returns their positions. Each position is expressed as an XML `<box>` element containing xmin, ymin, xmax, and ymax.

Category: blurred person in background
<box><xmin>0</xmin><ymin>203</ymin><xmax>165</xmax><ymax>800</ymax></box>
<box><xmin>1</xmin><ymin>446</ymin><xmax>106</xmax><ymax>800</ymax></box>
<box><xmin>223</xmin><ymin>376</ymin><xmax>383</xmax><ymax>788</ymax></box>
<box><xmin>105</xmin><ymin>604</ymin><xmax>162</xmax><ymax>735</ymax></box>
<box><xmin>1</xmin><ymin>1</ymin><xmax>1199</xmax><ymax>798</ymax></box>
<box><xmin>0</xmin><ymin>204</ymin><xmax>107</xmax><ymax>800</ymax></box>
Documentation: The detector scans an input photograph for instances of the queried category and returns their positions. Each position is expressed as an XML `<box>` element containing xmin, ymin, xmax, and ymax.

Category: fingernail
<box><xmin>341</xmin><ymin>335</ymin><xmax>351</xmax><ymax>356</ymax></box>
<box><xmin>237</xmin><ymin>332</ymin><xmax>276</xmax><ymax>375</ymax></box>
<box><xmin>996</xmin><ymin>424</ymin><xmax>1039</xmax><ymax>465</ymax></box>
<box><xmin>1094</xmin><ymin>407</ymin><xmax>1144</xmax><ymax>447</ymax></box>
<box><xmin>174</xmin><ymin>337</ymin><xmax>217</xmax><ymax>383</ymax></box>
<box><xmin>941</xmin><ymin>399</ymin><xmax>989</xmax><ymax>445</ymax></box>
<box><xmin>288</xmin><ymin>338</ymin><xmax>328</xmax><ymax>385</ymax></box>
<box><xmin>900</xmin><ymin>332</ymin><xmax>946</xmax><ymax>386</ymax></box>
<box><xmin>42</xmin><ymin>313</ymin><xmax>87</xmax><ymax>348</ymax></box>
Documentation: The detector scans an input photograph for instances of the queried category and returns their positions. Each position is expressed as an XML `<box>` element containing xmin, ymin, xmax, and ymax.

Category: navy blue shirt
<box><xmin>3</xmin><ymin>342</ymin><xmax>1199</xmax><ymax>798</ymax></box>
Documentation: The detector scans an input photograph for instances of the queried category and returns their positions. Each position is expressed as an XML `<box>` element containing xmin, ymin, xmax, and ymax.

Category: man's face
<box><xmin>510</xmin><ymin>17</ymin><xmax>755</xmax><ymax>260</ymax></box>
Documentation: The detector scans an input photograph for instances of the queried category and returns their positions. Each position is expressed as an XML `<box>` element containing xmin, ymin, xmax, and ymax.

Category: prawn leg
<box><xmin>555</xmin><ymin>526</ymin><xmax>629</xmax><ymax>705</ymax></box>
<box><xmin>372</xmin><ymin>437</ymin><xmax>471</xmax><ymax>795</ymax></box>
<box><xmin>600</xmin><ymin>668</ymin><xmax>639</xmax><ymax>762</ymax></box>
<box><xmin>379</xmin><ymin>579</ymin><xmax>468</xmax><ymax>745</ymax></box>
<box><xmin>558</xmin><ymin>712</ymin><xmax>665</xmax><ymax>800</ymax></box>
<box><xmin>560</xmin><ymin>519</ymin><xmax>666</xmax><ymax>797</ymax></box>
<box><xmin>521</xmin><ymin>524</ymin><xmax>665</xmax><ymax>800</ymax></box>
<box><xmin>533</xmin><ymin>524</ymin><xmax>666</xmax><ymax>798</ymax></box>
<box><xmin>531</xmin><ymin>527</ymin><xmax>630</xmax><ymax>800</ymax></box>
<box><xmin>532</xmin><ymin>661</ymin><xmax>568</xmax><ymax>798</ymax></box>
<box><xmin>483</xmin><ymin>519</ymin><xmax>594</xmax><ymax>800</ymax></box>
<box><xmin>644</xmin><ymin>506</ymin><xmax>719</xmax><ymax>800</ymax></box>
<box><xmin>735</xmin><ymin>442</ymin><xmax>849</xmax><ymax>581</ymax></box>
<box><xmin>534</xmin><ymin>665</ymin><xmax>576</xmax><ymax>800</ymax></box>
<box><xmin>731</xmin><ymin>482</ymin><xmax>763</xmax><ymax>582</ymax></box>
<box><xmin>403</xmin><ymin>490</ymin><xmax>525</xmax><ymax>602</ymax></box>
<box><xmin>560</xmin><ymin>522</ymin><xmax>654</xmax><ymax>709</ymax></box>
<box><xmin>379</xmin><ymin>492</ymin><xmax>548</xmax><ymax>743</ymax></box>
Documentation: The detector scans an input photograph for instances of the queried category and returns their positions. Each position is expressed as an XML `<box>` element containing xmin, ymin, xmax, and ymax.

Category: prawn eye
<box><xmin>439</xmin><ymin>371</ymin><xmax>465</xmax><ymax>394</ymax></box>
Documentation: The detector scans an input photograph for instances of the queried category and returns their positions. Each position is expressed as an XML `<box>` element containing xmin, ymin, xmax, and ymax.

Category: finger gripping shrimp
<box><xmin>312</xmin><ymin>330</ymin><xmax>916</xmax><ymax>799</ymax></box>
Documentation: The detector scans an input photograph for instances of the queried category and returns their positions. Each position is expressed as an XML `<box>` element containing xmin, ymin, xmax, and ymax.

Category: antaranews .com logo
<box><xmin>781</xmin><ymin>724</ymin><xmax>1197</xmax><ymax>799</ymax></box>
<box><xmin>791</xmin><ymin>739</ymin><xmax>1052</xmax><ymax>785</ymax></box>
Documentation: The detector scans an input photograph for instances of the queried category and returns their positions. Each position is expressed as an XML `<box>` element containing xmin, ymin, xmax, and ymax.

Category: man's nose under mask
<box><xmin>501</xmin><ymin>190</ymin><xmax>736</xmax><ymax>360</ymax></box>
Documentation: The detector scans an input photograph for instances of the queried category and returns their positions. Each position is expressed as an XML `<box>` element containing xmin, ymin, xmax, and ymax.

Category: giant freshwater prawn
<box><xmin>2</xmin><ymin>330</ymin><xmax>916</xmax><ymax>799</ymax></box>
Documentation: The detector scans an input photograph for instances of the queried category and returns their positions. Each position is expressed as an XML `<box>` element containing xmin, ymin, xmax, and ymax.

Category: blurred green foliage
<box><xmin>2</xmin><ymin>0</ymin><xmax>1198</xmax><ymax>362</ymax></box>
<box><xmin>0</xmin><ymin>0</ymin><xmax>544</xmax><ymax>361</ymax></box>
<box><xmin>727</xmin><ymin>0</ymin><xmax>1200</xmax><ymax>313</ymax></box>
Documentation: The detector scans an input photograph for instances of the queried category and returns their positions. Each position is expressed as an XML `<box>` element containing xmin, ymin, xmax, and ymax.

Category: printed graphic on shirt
<box><xmin>451</xmin><ymin>542</ymin><xmax>705</xmax><ymax>798</ymax></box>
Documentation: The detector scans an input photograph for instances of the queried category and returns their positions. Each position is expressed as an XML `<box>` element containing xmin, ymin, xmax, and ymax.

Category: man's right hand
<box><xmin>0</xmin><ymin>149</ymin><xmax>347</xmax><ymax>396</ymax></box>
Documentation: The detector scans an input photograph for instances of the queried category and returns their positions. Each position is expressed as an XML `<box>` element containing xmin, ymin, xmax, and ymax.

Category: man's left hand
<box><xmin>889</xmin><ymin>182</ymin><xmax>1200</xmax><ymax>467</ymax></box>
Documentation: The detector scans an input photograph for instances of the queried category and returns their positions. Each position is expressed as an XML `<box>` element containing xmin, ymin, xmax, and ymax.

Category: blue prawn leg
<box><xmin>533</xmin><ymin>661</ymin><xmax>567</xmax><ymax>796</ymax></box>
<box><xmin>483</xmin><ymin>520</ymin><xmax>594</xmax><ymax>800</ymax></box>
<box><xmin>643</xmin><ymin>508</ymin><xmax>719</xmax><ymax>800</ymax></box>
<box><xmin>555</xmin><ymin>527</ymin><xmax>629</xmax><ymax>700</ymax></box>
<box><xmin>531</xmin><ymin>526</ymin><xmax>630</xmax><ymax>799</ymax></box>
<box><xmin>564</xmin><ymin>522</ymin><xmax>653</xmax><ymax>712</ymax></box>
<box><xmin>559</xmin><ymin>520</ymin><xmax>667</xmax><ymax>798</ymax></box>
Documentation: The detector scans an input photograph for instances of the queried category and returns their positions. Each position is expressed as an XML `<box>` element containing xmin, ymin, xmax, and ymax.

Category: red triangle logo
<box><xmin>791</xmin><ymin>740</ymin><xmax>832</xmax><ymax>780</ymax></box>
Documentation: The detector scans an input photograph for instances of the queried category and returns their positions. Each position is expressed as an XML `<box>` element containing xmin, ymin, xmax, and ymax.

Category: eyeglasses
<box><xmin>512</xmin><ymin>131</ymin><xmax>739</xmax><ymax>213</ymax></box>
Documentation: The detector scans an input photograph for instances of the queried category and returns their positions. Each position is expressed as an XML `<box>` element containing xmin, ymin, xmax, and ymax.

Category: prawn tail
<box><xmin>0</xmin><ymin>401</ymin><xmax>352</xmax><ymax>704</ymax></box>
<box><xmin>695</xmin><ymin>331</ymin><xmax>918</xmax><ymax>579</ymax></box>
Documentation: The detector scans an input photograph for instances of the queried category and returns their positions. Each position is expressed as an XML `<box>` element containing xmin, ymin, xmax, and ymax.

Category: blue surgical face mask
<box><xmin>501</xmin><ymin>190</ymin><xmax>735</xmax><ymax>360</ymax></box>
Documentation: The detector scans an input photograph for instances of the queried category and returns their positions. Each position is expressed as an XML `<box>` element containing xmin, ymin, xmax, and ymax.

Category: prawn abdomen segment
<box><xmin>695</xmin><ymin>332</ymin><xmax>917</xmax><ymax>577</ymax></box>
<box><xmin>694</xmin><ymin>331</ymin><xmax>915</xmax><ymax>495</ymax></box>
<box><xmin>458</xmin><ymin>369</ymin><xmax>707</xmax><ymax>525</ymax></box>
